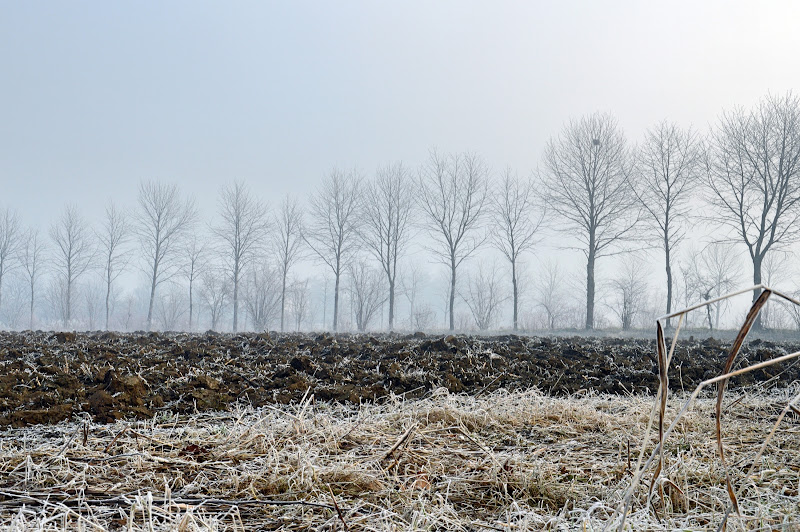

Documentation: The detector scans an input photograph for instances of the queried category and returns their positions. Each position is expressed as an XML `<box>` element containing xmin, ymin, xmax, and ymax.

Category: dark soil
<box><xmin>1</xmin><ymin>331</ymin><xmax>799</xmax><ymax>427</ymax></box>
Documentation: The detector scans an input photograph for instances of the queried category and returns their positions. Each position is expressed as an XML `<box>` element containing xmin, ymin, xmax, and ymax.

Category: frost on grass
<box><xmin>1</xmin><ymin>388</ymin><xmax>799</xmax><ymax>531</ymax></box>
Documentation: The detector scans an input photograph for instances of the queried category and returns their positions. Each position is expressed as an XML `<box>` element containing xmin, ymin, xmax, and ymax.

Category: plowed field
<box><xmin>1</xmin><ymin>331</ymin><xmax>798</xmax><ymax>426</ymax></box>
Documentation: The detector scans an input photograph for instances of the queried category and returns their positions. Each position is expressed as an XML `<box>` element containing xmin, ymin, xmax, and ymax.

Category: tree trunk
<box><xmin>664</xmin><ymin>235</ymin><xmax>672</xmax><ymax>329</ymax></box>
<box><xmin>752</xmin><ymin>254</ymin><xmax>763</xmax><ymax>330</ymax></box>
<box><xmin>146</xmin><ymin>263</ymin><xmax>157</xmax><ymax>332</ymax></box>
<box><xmin>409</xmin><ymin>293</ymin><xmax>415</xmax><ymax>329</ymax></box>
<box><xmin>511</xmin><ymin>259</ymin><xmax>518</xmax><ymax>332</ymax></box>
<box><xmin>585</xmin><ymin>248</ymin><xmax>595</xmax><ymax>330</ymax></box>
<box><xmin>188</xmin><ymin>278</ymin><xmax>194</xmax><ymax>332</ymax></box>
<box><xmin>232</xmin><ymin>264</ymin><xmax>239</xmax><ymax>332</ymax></box>
<box><xmin>280</xmin><ymin>266</ymin><xmax>287</xmax><ymax>333</ymax></box>
<box><xmin>105</xmin><ymin>265</ymin><xmax>111</xmax><ymax>331</ymax></box>
<box><xmin>388</xmin><ymin>278</ymin><xmax>395</xmax><ymax>331</ymax></box>
<box><xmin>333</xmin><ymin>269</ymin><xmax>340</xmax><ymax>332</ymax></box>
<box><xmin>705</xmin><ymin>291</ymin><xmax>713</xmax><ymax>330</ymax></box>
<box><xmin>449</xmin><ymin>257</ymin><xmax>456</xmax><ymax>331</ymax></box>
<box><xmin>29</xmin><ymin>280</ymin><xmax>34</xmax><ymax>330</ymax></box>
<box><xmin>65</xmin><ymin>277</ymin><xmax>72</xmax><ymax>328</ymax></box>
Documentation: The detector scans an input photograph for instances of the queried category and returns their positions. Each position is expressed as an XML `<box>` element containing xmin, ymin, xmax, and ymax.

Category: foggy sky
<box><xmin>4</xmin><ymin>1</ymin><xmax>800</xmax><ymax>227</ymax></box>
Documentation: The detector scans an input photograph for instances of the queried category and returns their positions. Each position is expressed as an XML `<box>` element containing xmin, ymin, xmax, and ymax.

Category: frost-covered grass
<box><xmin>0</xmin><ymin>388</ymin><xmax>799</xmax><ymax>531</ymax></box>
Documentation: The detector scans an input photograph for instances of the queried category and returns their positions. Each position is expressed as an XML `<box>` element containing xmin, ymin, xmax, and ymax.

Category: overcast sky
<box><xmin>3</xmin><ymin>1</ymin><xmax>800</xmax><ymax>227</ymax></box>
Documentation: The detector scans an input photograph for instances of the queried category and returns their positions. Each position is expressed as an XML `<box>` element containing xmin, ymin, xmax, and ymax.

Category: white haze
<box><xmin>2</xmin><ymin>1</ymin><xmax>800</xmax><ymax>331</ymax></box>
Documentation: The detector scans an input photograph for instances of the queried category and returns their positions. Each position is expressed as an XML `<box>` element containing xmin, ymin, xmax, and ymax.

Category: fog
<box><xmin>3</xmin><ymin>1</ymin><xmax>800</xmax><ymax>332</ymax></box>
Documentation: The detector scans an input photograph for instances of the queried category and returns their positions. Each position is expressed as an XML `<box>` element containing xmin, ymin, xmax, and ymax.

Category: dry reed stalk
<box><xmin>608</xmin><ymin>284</ymin><xmax>800</xmax><ymax>532</ymax></box>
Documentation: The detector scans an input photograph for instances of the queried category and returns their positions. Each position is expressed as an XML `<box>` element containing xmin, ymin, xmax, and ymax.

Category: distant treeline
<box><xmin>2</xmin><ymin>92</ymin><xmax>800</xmax><ymax>333</ymax></box>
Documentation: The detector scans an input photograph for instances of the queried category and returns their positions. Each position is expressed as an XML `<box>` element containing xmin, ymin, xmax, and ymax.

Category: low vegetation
<box><xmin>1</xmin><ymin>388</ymin><xmax>799</xmax><ymax>531</ymax></box>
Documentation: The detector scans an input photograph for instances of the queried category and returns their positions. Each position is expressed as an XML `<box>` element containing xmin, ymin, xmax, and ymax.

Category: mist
<box><xmin>3</xmin><ymin>1</ymin><xmax>800</xmax><ymax>333</ymax></box>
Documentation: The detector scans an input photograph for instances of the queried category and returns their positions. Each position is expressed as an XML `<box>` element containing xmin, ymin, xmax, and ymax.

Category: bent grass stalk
<box><xmin>608</xmin><ymin>284</ymin><xmax>800</xmax><ymax>531</ymax></box>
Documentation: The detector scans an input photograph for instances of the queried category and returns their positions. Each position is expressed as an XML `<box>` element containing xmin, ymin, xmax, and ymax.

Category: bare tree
<box><xmin>360</xmin><ymin>162</ymin><xmax>415</xmax><ymax>330</ymax></box>
<box><xmin>0</xmin><ymin>207</ymin><xmax>21</xmax><ymax>314</ymax></box>
<box><xmin>348</xmin><ymin>260</ymin><xmax>387</xmax><ymax>332</ymax></box>
<box><xmin>412</xmin><ymin>303</ymin><xmax>435</xmax><ymax>331</ymax></box>
<box><xmin>783</xmin><ymin>295</ymin><xmax>800</xmax><ymax>331</ymax></box>
<box><xmin>542</xmin><ymin>113</ymin><xmax>640</xmax><ymax>329</ymax></box>
<box><xmin>135</xmin><ymin>181</ymin><xmax>196</xmax><ymax>331</ymax></box>
<box><xmin>155</xmin><ymin>285</ymin><xmax>187</xmax><ymax>331</ymax></box>
<box><xmin>761</xmin><ymin>249</ymin><xmax>792</xmax><ymax>289</ymax></box>
<box><xmin>400</xmin><ymin>261</ymin><xmax>426</xmax><ymax>330</ymax></box>
<box><xmin>608</xmin><ymin>257</ymin><xmax>649</xmax><ymax>330</ymax></box>
<box><xmin>436</xmin><ymin>269</ymin><xmax>452</xmax><ymax>329</ymax></box>
<box><xmin>242</xmin><ymin>262</ymin><xmax>281</xmax><ymax>331</ymax></box>
<box><xmin>182</xmin><ymin>236</ymin><xmax>207</xmax><ymax>332</ymax></box>
<box><xmin>46</xmin><ymin>277</ymin><xmax>68</xmax><ymax>326</ymax></box>
<box><xmin>703</xmin><ymin>244</ymin><xmax>742</xmax><ymax>330</ymax></box>
<box><xmin>273</xmin><ymin>196</ymin><xmax>305</xmax><ymax>332</ymax></box>
<box><xmin>636</xmin><ymin>121</ymin><xmax>702</xmax><ymax>324</ymax></box>
<box><xmin>1</xmin><ymin>279</ymin><xmax>26</xmax><ymax>330</ymax></box>
<box><xmin>417</xmin><ymin>150</ymin><xmax>490</xmax><ymax>331</ymax></box>
<box><xmin>19</xmin><ymin>229</ymin><xmax>46</xmax><ymax>329</ymax></box>
<box><xmin>536</xmin><ymin>259</ymin><xmax>567</xmax><ymax>330</ymax></box>
<box><xmin>212</xmin><ymin>181</ymin><xmax>269</xmax><ymax>332</ymax></box>
<box><xmin>121</xmin><ymin>293</ymin><xmax>139</xmax><ymax>332</ymax></box>
<box><xmin>491</xmin><ymin>169</ymin><xmax>544</xmax><ymax>331</ymax></box>
<box><xmin>97</xmin><ymin>202</ymin><xmax>129</xmax><ymax>330</ymax></box>
<box><xmin>289</xmin><ymin>278</ymin><xmax>311</xmax><ymax>331</ymax></box>
<box><xmin>760</xmin><ymin>250</ymin><xmax>793</xmax><ymax>329</ymax></box>
<box><xmin>84</xmin><ymin>282</ymin><xmax>104</xmax><ymax>330</ymax></box>
<box><xmin>461</xmin><ymin>262</ymin><xmax>506</xmax><ymax>331</ymax></box>
<box><xmin>201</xmin><ymin>270</ymin><xmax>230</xmax><ymax>331</ymax></box>
<box><xmin>681</xmin><ymin>243</ymin><xmax>742</xmax><ymax>330</ymax></box>
<box><xmin>49</xmin><ymin>205</ymin><xmax>95</xmax><ymax>327</ymax></box>
<box><xmin>304</xmin><ymin>169</ymin><xmax>362</xmax><ymax>332</ymax></box>
<box><xmin>706</xmin><ymin>92</ymin><xmax>800</xmax><ymax>329</ymax></box>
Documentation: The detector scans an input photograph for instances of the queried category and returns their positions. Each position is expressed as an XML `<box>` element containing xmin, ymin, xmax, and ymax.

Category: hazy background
<box><xmin>3</xmin><ymin>1</ymin><xmax>800</xmax><ymax>331</ymax></box>
<box><xmin>5</xmin><ymin>1</ymin><xmax>800</xmax><ymax>224</ymax></box>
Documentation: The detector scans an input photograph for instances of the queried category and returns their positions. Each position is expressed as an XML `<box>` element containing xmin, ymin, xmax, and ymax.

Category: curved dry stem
<box><xmin>715</xmin><ymin>289</ymin><xmax>771</xmax><ymax>520</ymax></box>
<box><xmin>609</xmin><ymin>285</ymin><xmax>800</xmax><ymax>532</ymax></box>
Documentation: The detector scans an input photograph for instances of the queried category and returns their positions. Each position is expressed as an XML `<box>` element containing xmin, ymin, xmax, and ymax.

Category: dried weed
<box><xmin>0</xmin><ymin>386</ymin><xmax>798</xmax><ymax>531</ymax></box>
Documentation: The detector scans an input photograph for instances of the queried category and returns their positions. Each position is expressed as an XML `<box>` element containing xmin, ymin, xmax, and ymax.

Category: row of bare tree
<box><xmin>542</xmin><ymin>92</ymin><xmax>800</xmax><ymax>330</ymax></box>
<box><xmin>0</xmin><ymin>181</ymin><xmax>312</xmax><ymax>333</ymax></box>
<box><xmin>1</xmin><ymin>92</ymin><xmax>800</xmax><ymax>332</ymax></box>
<box><xmin>0</xmin><ymin>158</ymin><xmax>534</xmax><ymax>333</ymax></box>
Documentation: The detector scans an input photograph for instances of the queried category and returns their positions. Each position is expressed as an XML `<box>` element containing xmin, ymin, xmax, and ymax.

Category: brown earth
<box><xmin>1</xmin><ymin>330</ymin><xmax>799</xmax><ymax>427</ymax></box>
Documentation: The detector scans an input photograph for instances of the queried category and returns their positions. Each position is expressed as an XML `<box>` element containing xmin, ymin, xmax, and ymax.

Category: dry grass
<box><xmin>1</xmin><ymin>386</ymin><xmax>799</xmax><ymax>531</ymax></box>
